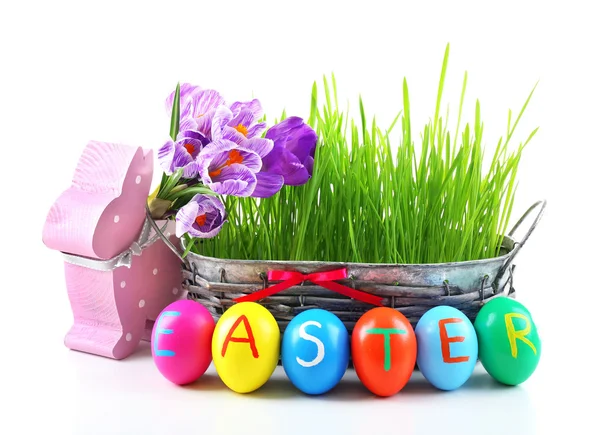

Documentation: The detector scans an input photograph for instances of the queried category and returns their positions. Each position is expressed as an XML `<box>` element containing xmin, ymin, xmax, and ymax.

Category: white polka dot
<box><xmin>165</xmin><ymin>232</ymin><xmax>171</xmax><ymax>238</ymax></box>
<box><xmin>138</xmin><ymin>299</ymin><xmax>145</xmax><ymax>308</ymax></box>
<box><xmin>113</xmin><ymin>215</ymin><xmax>120</xmax><ymax>223</ymax></box>
<box><xmin>125</xmin><ymin>333</ymin><xmax>132</xmax><ymax>342</ymax></box>
<box><xmin>120</xmin><ymin>281</ymin><xmax>126</xmax><ymax>288</ymax></box>
<box><xmin>153</xmin><ymin>268</ymin><xmax>158</xmax><ymax>275</ymax></box>
<box><xmin>135</xmin><ymin>175</ymin><xmax>142</xmax><ymax>184</ymax></box>
<box><xmin>172</xmin><ymin>287</ymin><xmax>179</xmax><ymax>295</ymax></box>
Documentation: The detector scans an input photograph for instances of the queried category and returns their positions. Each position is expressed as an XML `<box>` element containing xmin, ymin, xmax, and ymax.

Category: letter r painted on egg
<box><xmin>505</xmin><ymin>313</ymin><xmax>537</xmax><ymax>358</ymax></box>
<box><xmin>297</xmin><ymin>321</ymin><xmax>325</xmax><ymax>368</ymax></box>
<box><xmin>153</xmin><ymin>311</ymin><xmax>181</xmax><ymax>357</ymax></box>
<box><xmin>221</xmin><ymin>315</ymin><xmax>259</xmax><ymax>358</ymax></box>
<box><xmin>439</xmin><ymin>318</ymin><xmax>470</xmax><ymax>363</ymax></box>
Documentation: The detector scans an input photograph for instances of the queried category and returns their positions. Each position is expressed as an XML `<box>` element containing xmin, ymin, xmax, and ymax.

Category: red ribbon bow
<box><xmin>233</xmin><ymin>268</ymin><xmax>383</xmax><ymax>306</ymax></box>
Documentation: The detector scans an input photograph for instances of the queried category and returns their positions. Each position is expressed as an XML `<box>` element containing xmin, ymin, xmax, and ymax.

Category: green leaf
<box><xmin>166</xmin><ymin>185</ymin><xmax>219</xmax><ymax>201</ymax></box>
<box><xmin>182</xmin><ymin>234</ymin><xmax>195</xmax><ymax>258</ymax></box>
<box><xmin>170</xmin><ymin>82</ymin><xmax>181</xmax><ymax>141</ymax></box>
<box><xmin>157</xmin><ymin>168</ymin><xmax>183</xmax><ymax>199</ymax></box>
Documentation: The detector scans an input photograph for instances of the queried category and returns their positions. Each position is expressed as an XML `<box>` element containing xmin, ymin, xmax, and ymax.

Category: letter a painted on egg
<box><xmin>297</xmin><ymin>321</ymin><xmax>325</xmax><ymax>368</ymax></box>
<box><xmin>505</xmin><ymin>313</ymin><xmax>537</xmax><ymax>358</ymax></box>
<box><xmin>221</xmin><ymin>315</ymin><xmax>259</xmax><ymax>358</ymax></box>
<box><xmin>438</xmin><ymin>318</ymin><xmax>470</xmax><ymax>363</ymax></box>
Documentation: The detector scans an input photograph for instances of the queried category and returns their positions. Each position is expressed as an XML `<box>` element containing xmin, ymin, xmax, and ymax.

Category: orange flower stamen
<box><xmin>184</xmin><ymin>143</ymin><xmax>195</xmax><ymax>154</ymax></box>
<box><xmin>234</xmin><ymin>123</ymin><xmax>249</xmax><ymax>137</ymax></box>
<box><xmin>209</xmin><ymin>149</ymin><xmax>245</xmax><ymax>178</ymax></box>
<box><xmin>195</xmin><ymin>214</ymin><xmax>207</xmax><ymax>227</ymax></box>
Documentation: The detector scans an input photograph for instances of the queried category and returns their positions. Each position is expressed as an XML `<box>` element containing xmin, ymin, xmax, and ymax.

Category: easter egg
<box><xmin>351</xmin><ymin>307</ymin><xmax>417</xmax><ymax>397</ymax></box>
<box><xmin>415</xmin><ymin>306</ymin><xmax>478</xmax><ymax>391</ymax></box>
<box><xmin>212</xmin><ymin>302</ymin><xmax>280</xmax><ymax>393</ymax></box>
<box><xmin>151</xmin><ymin>299</ymin><xmax>215</xmax><ymax>385</ymax></box>
<box><xmin>474</xmin><ymin>297</ymin><xmax>541</xmax><ymax>385</ymax></box>
<box><xmin>282</xmin><ymin>309</ymin><xmax>349</xmax><ymax>395</ymax></box>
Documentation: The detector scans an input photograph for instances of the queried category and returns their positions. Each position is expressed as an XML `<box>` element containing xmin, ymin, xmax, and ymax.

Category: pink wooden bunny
<box><xmin>43</xmin><ymin>141</ymin><xmax>184</xmax><ymax>359</ymax></box>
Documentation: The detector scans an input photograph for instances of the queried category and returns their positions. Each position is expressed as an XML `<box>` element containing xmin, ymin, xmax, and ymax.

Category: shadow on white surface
<box><xmin>99</xmin><ymin>340</ymin><xmax>534</xmax><ymax>402</ymax></box>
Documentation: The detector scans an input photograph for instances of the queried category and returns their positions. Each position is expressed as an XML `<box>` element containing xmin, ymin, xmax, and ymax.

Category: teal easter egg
<box><xmin>415</xmin><ymin>306</ymin><xmax>478</xmax><ymax>391</ymax></box>
<box><xmin>474</xmin><ymin>297</ymin><xmax>541</xmax><ymax>386</ymax></box>
<box><xmin>282</xmin><ymin>309</ymin><xmax>349</xmax><ymax>395</ymax></box>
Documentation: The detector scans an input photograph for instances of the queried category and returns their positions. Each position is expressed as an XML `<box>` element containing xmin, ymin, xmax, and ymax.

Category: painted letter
<box><xmin>296</xmin><ymin>321</ymin><xmax>325</xmax><ymax>368</ymax></box>
<box><xmin>153</xmin><ymin>311</ymin><xmax>181</xmax><ymax>357</ymax></box>
<box><xmin>505</xmin><ymin>313</ymin><xmax>537</xmax><ymax>358</ymax></box>
<box><xmin>366</xmin><ymin>328</ymin><xmax>406</xmax><ymax>371</ymax></box>
<box><xmin>438</xmin><ymin>318</ymin><xmax>470</xmax><ymax>363</ymax></box>
<box><xmin>221</xmin><ymin>315</ymin><xmax>259</xmax><ymax>358</ymax></box>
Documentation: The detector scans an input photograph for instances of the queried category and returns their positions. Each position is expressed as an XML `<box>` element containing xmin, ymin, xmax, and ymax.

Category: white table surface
<box><xmin>4</xmin><ymin>266</ymin><xmax>596</xmax><ymax>435</ymax></box>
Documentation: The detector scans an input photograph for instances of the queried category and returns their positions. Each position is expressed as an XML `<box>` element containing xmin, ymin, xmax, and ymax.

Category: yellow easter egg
<box><xmin>212</xmin><ymin>302</ymin><xmax>280</xmax><ymax>393</ymax></box>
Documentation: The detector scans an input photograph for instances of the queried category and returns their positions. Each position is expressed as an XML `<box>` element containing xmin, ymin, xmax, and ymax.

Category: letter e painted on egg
<box><xmin>438</xmin><ymin>318</ymin><xmax>470</xmax><ymax>363</ymax></box>
<box><xmin>504</xmin><ymin>313</ymin><xmax>537</xmax><ymax>358</ymax></box>
<box><xmin>297</xmin><ymin>321</ymin><xmax>325</xmax><ymax>368</ymax></box>
<box><xmin>153</xmin><ymin>311</ymin><xmax>181</xmax><ymax>357</ymax></box>
<box><xmin>221</xmin><ymin>315</ymin><xmax>260</xmax><ymax>358</ymax></box>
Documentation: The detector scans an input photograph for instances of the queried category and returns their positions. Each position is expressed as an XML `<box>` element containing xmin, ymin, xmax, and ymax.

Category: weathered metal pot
<box><xmin>153</xmin><ymin>201</ymin><xmax>545</xmax><ymax>333</ymax></box>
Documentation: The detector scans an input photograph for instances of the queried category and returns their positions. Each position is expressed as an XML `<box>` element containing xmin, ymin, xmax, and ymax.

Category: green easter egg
<box><xmin>474</xmin><ymin>297</ymin><xmax>541</xmax><ymax>385</ymax></box>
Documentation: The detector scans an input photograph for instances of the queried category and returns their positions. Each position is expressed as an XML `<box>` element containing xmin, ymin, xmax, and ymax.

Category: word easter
<box><xmin>151</xmin><ymin>297</ymin><xmax>541</xmax><ymax>396</ymax></box>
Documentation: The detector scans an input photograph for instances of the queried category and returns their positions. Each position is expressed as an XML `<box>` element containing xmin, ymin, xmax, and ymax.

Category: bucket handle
<box><xmin>495</xmin><ymin>199</ymin><xmax>547</xmax><ymax>287</ymax></box>
<box><xmin>145</xmin><ymin>205</ymin><xmax>186</xmax><ymax>263</ymax></box>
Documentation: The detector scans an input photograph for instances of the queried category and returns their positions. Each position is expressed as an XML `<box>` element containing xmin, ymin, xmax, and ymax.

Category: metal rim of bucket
<box><xmin>147</xmin><ymin>200</ymin><xmax>546</xmax><ymax>275</ymax></box>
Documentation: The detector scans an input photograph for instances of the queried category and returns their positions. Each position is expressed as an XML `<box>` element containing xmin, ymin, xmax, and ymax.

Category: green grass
<box><xmin>188</xmin><ymin>45</ymin><xmax>538</xmax><ymax>264</ymax></box>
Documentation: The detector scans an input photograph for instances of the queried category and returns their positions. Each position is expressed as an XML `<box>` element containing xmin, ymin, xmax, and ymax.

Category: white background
<box><xmin>1</xmin><ymin>1</ymin><xmax>598</xmax><ymax>434</ymax></box>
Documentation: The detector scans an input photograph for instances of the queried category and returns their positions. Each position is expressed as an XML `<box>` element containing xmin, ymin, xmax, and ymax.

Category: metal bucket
<box><xmin>151</xmin><ymin>200</ymin><xmax>546</xmax><ymax>332</ymax></box>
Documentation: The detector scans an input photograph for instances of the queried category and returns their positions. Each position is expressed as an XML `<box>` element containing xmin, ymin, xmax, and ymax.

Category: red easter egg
<box><xmin>351</xmin><ymin>307</ymin><xmax>417</xmax><ymax>396</ymax></box>
<box><xmin>151</xmin><ymin>300</ymin><xmax>215</xmax><ymax>385</ymax></box>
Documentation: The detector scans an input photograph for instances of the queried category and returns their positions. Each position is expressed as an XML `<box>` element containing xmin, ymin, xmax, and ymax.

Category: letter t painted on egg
<box><xmin>366</xmin><ymin>328</ymin><xmax>406</xmax><ymax>371</ymax></box>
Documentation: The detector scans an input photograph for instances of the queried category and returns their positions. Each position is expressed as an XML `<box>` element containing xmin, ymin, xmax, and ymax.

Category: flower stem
<box><xmin>157</xmin><ymin>169</ymin><xmax>183</xmax><ymax>199</ymax></box>
<box><xmin>166</xmin><ymin>185</ymin><xmax>218</xmax><ymax>201</ymax></box>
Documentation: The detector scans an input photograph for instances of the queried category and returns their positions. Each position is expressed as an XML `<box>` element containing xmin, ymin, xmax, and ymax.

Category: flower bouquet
<box><xmin>147</xmin><ymin>83</ymin><xmax>318</xmax><ymax>250</ymax></box>
<box><xmin>147</xmin><ymin>46</ymin><xmax>545</xmax><ymax>334</ymax></box>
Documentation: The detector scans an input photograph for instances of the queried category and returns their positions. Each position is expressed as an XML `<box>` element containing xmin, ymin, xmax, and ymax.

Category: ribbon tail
<box><xmin>317</xmin><ymin>281</ymin><xmax>384</xmax><ymax>306</ymax></box>
<box><xmin>233</xmin><ymin>276</ymin><xmax>304</xmax><ymax>303</ymax></box>
<box><xmin>114</xmin><ymin>252</ymin><xmax>134</xmax><ymax>269</ymax></box>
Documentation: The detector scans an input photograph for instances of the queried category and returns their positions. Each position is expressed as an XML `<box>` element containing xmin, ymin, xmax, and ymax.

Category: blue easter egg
<box><xmin>282</xmin><ymin>309</ymin><xmax>349</xmax><ymax>395</ymax></box>
<box><xmin>415</xmin><ymin>306</ymin><xmax>478</xmax><ymax>391</ymax></box>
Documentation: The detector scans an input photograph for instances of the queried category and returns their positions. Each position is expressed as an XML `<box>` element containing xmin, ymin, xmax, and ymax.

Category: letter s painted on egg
<box><xmin>297</xmin><ymin>321</ymin><xmax>325</xmax><ymax>368</ymax></box>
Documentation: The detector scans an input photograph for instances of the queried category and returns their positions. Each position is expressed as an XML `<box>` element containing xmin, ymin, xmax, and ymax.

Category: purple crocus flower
<box><xmin>178</xmin><ymin>128</ymin><xmax>211</xmax><ymax>145</ymax></box>
<box><xmin>196</xmin><ymin>135</ymin><xmax>283</xmax><ymax>198</ymax></box>
<box><xmin>186</xmin><ymin>89</ymin><xmax>226</xmax><ymax>139</ymax></box>
<box><xmin>262</xmin><ymin>117</ymin><xmax>318</xmax><ymax>186</ymax></box>
<box><xmin>165</xmin><ymin>83</ymin><xmax>226</xmax><ymax>141</ymax></box>
<box><xmin>165</xmin><ymin>83</ymin><xmax>202</xmax><ymax>116</ymax></box>
<box><xmin>175</xmin><ymin>194</ymin><xmax>227</xmax><ymax>238</ymax></box>
<box><xmin>211</xmin><ymin>100</ymin><xmax>267</xmax><ymax>145</ymax></box>
<box><xmin>158</xmin><ymin>137</ymin><xmax>205</xmax><ymax>178</ymax></box>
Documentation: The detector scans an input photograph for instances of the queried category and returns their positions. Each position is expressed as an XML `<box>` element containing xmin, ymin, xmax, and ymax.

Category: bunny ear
<box><xmin>43</xmin><ymin>140</ymin><xmax>154</xmax><ymax>260</ymax></box>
